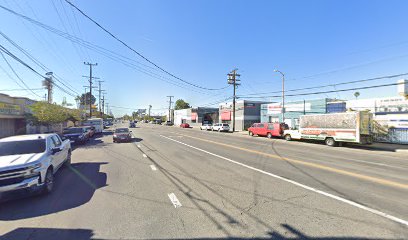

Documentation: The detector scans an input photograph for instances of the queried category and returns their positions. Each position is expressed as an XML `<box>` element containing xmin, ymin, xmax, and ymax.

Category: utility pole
<box><xmin>167</xmin><ymin>96</ymin><xmax>174</xmax><ymax>123</ymax></box>
<box><xmin>101</xmin><ymin>94</ymin><xmax>105</xmax><ymax>119</ymax></box>
<box><xmin>84</xmin><ymin>62</ymin><xmax>98</xmax><ymax>118</ymax></box>
<box><xmin>43</xmin><ymin>72</ymin><xmax>53</xmax><ymax>103</ymax></box>
<box><xmin>148</xmin><ymin>105</ymin><xmax>152</xmax><ymax>118</ymax></box>
<box><xmin>97</xmin><ymin>80</ymin><xmax>105</xmax><ymax>113</ymax></box>
<box><xmin>274</xmin><ymin>69</ymin><xmax>285</xmax><ymax>122</ymax></box>
<box><xmin>227</xmin><ymin>69</ymin><xmax>240</xmax><ymax>132</ymax></box>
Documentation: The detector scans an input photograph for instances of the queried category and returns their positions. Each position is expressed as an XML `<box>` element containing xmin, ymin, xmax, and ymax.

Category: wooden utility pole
<box><xmin>167</xmin><ymin>96</ymin><xmax>174</xmax><ymax>122</ymax></box>
<box><xmin>84</xmin><ymin>62</ymin><xmax>98</xmax><ymax>118</ymax></box>
<box><xmin>227</xmin><ymin>69</ymin><xmax>240</xmax><ymax>132</ymax></box>
<box><xmin>43</xmin><ymin>72</ymin><xmax>54</xmax><ymax>103</ymax></box>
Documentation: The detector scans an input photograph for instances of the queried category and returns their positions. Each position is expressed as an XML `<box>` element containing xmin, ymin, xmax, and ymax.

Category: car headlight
<box><xmin>113</xmin><ymin>134</ymin><xmax>117</xmax><ymax>137</ymax></box>
<box><xmin>29</xmin><ymin>162</ymin><xmax>43</xmax><ymax>174</ymax></box>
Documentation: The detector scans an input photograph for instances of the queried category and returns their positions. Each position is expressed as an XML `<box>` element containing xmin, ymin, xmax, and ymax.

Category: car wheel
<box><xmin>64</xmin><ymin>150</ymin><xmax>71</xmax><ymax>167</ymax></box>
<box><xmin>218</xmin><ymin>129</ymin><xmax>221</xmax><ymax>132</ymax></box>
<box><xmin>284</xmin><ymin>134</ymin><xmax>292</xmax><ymax>141</ymax></box>
<box><xmin>267</xmin><ymin>133</ymin><xmax>272</xmax><ymax>139</ymax></box>
<box><xmin>249</xmin><ymin>131</ymin><xmax>254</xmax><ymax>136</ymax></box>
<box><xmin>325</xmin><ymin>138</ymin><xmax>337</xmax><ymax>147</ymax></box>
<box><xmin>43</xmin><ymin>168</ymin><xmax>54</xmax><ymax>194</ymax></box>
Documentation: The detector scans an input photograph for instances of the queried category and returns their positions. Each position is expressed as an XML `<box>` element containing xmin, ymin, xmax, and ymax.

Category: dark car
<box><xmin>129</xmin><ymin>122</ymin><xmax>136</xmax><ymax>128</ymax></box>
<box><xmin>113</xmin><ymin>128</ymin><xmax>132</xmax><ymax>143</ymax></box>
<box><xmin>180</xmin><ymin>123</ymin><xmax>190</xmax><ymax>128</ymax></box>
<box><xmin>62</xmin><ymin>127</ymin><xmax>89</xmax><ymax>144</ymax></box>
<box><xmin>165</xmin><ymin>121</ymin><xmax>174</xmax><ymax>126</ymax></box>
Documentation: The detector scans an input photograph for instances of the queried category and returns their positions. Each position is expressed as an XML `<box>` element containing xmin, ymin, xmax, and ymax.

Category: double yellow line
<box><xmin>173</xmin><ymin>132</ymin><xmax>408</xmax><ymax>190</ymax></box>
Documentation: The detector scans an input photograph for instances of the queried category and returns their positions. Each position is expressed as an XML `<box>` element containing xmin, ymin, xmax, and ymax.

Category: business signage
<box><xmin>0</xmin><ymin>102</ymin><xmax>21</xmax><ymax>115</ymax></box>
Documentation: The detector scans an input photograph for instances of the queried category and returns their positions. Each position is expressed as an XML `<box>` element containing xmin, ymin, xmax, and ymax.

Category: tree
<box><xmin>29</xmin><ymin>101</ymin><xmax>81</xmax><ymax>125</ymax></box>
<box><xmin>174</xmin><ymin>99</ymin><xmax>190</xmax><ymax>110</ymax></box>
<box><xmin>354</xmin><ymin>92</ymin><xmax>360</xmax><ymax>100</ymax></box>
<box><xmin>79</xmin><ymin>92</ymin><xmax>96</xmax><ymax>105</ymax></box>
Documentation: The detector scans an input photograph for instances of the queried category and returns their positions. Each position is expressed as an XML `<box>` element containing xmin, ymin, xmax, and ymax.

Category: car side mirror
<box><xmin>51</xmin><ymin>148</ymin><xmax>61</xmax><ymax>154</ymax></box>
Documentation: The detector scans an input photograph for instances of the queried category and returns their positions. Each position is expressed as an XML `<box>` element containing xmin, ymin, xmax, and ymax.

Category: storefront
<box><xmin>219</xmin><ymin>100</ymin><xmax>267</xmax><ymax>131</ymax></box>
<box><xmin>173</xmin><ymin>107</ymin><xmax>218</xmax><ymax>127</ymax></box>
<box><xmin>0</xmin><ymin>94</ymin><xmax>29</xmax><ymax>138</ymax></box>
<box><xmin>260</xmin><ymin>98</ymin><xmax>339</xmax><ymax>129</ymax></box>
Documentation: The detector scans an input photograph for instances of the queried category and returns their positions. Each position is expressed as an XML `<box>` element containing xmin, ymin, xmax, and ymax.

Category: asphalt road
<box><xmin>0</xmin><ymin>122</ymin><xmax>407</xmax><ymax>240</ymax></box>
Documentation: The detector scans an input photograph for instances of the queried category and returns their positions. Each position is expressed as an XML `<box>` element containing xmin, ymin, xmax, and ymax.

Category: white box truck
<box><xmin>82</xmin><ymin>118</ymin><xmax>104</xmax><ymax>134</ymax></box>
<box><xmin>283</xmin><ymin>111</ymin><xmax>373</xmax><ymax>146</ymax></box>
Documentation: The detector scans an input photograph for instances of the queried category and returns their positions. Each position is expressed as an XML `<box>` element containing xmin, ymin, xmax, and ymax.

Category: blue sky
<box><xmin>1</xmin><ymin>0</ymin><xmax>408</xmax><ymax>116</ymax></box>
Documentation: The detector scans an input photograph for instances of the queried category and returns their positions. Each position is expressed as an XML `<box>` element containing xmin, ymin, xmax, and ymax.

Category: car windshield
<box><xmin>0</xmin><ymin>139</ymin><xmax>46</xmax><ymax>156</ymax></box>
<box><xmin>115</xmin><ymin>128</ymin><xmax>129</xmax><ymax>133</ymax></box>
<box><xmin>63</xmin><ymin>128</ymin><xmax>83</xmax><ymax>134</ymax></box>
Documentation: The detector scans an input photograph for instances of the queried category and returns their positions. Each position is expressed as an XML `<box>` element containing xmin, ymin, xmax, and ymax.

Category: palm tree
<box><xmin>354</xmin><ymin>92</ymin><xmax>360</xmax><ymax>100</ymax></box>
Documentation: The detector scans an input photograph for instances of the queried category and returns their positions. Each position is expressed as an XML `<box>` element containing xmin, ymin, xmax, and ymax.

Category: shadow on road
<box><xmin>0</xmin><ymin>162</ymin><xmax>108</xmax><ymax>221</ymax></box>
<box><xmin>0</xmin><ymin>225</ymin><xmax>403</xmax><ymax>240</ymax></box>
<box><xmin>131</xmin><ymin>137</ymin><xmax>143</xmax><ymax>143</ymax></box>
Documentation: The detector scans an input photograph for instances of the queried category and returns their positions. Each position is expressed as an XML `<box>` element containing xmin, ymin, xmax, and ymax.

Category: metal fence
<box><xmin>373</xmin><ymin>128</ymin><xmax>408</xmax><ymax>144</ymax></box>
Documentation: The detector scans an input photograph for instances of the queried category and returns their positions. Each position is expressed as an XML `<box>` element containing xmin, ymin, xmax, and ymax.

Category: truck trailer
<box><xmin>283</xmin><ymin>111</ymin><xmax>373</xmax><ymax>146</ymax></box>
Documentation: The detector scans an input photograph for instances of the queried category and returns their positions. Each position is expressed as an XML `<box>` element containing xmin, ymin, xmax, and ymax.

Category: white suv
<box><xmin>212</xmin><ymin>123</ymin><xmax>230</xmax><ymax>132</ymax></box>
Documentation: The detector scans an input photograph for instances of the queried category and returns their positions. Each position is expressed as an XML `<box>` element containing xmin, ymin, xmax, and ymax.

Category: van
<box><xmin>248</xmin><ymin>122</ymin><xmax>288</xmax><ymax>138</ymax></box>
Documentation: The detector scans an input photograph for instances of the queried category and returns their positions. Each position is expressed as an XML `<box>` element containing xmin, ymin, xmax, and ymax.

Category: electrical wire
<box><xmin>0</xmin><ymin>50</ymin><xmax>42</xmax><ymax>98</ymax></box>
<box><xmin>238</xmin><ymin>72</ymin><xmax>408</xmax><ymax>97</ymax></box>
<box><xmin>0</xmin><ymin>30</ymin><xmax>80</xmax><ymax>96</ymax></box>
<box><xmin>63</xmin><ymin>0</ymin><xmax>228</xmax><ymax>91</ymax></box>
<box><xmin>238</xmin><ymin>81</ymin><xmax>406</xmax><ymax>99</ymax></box>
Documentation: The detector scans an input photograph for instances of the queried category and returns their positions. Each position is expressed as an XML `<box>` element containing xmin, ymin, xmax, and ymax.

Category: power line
<box><xmin>238</xmin><ymin>72</ymin><xmax>408</xmax><ymax>97</ymax></box>
<box><xmin>238</xmin><ymin>81</ymin><xmax>407</xmax><ymax>99</ymax></box>
<box><xmin>0</xmin><ymin>4</ymin><xmax>225</xmax><ymax>95</ymax></box>
<box><xmin>0</xmin><ymin>49</ymin><xmax>41</xmax><ymax>98</ymax></box>
<box><xmin>63</xmin><ymin>0</ymin><xmax>228</xmax><ymax>91</ymax></box>
<box><xmin>0</xmin><ymin>30</ymin><xmax>80</xmax><ymax>95</ymax></box>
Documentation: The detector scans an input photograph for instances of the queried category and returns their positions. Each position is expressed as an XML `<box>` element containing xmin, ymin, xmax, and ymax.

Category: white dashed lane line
<box><xmin>168</xmin><ymin>193</ymin><xmax>182</xmax><ymax>208</ymax></box>
<box><xmin>143</xmin><ymin>154</ymin><xmax>147</xmax><ymax>158</ymax></box>
<box><xmin>150</xmin><ymin>165</ymin><xmax>157</xmax><ymax>171</ymax></box>
<box><xmin>137</xmin><ymin>145</ymin><xmax>141</xmax><ymax>148</ymax></box>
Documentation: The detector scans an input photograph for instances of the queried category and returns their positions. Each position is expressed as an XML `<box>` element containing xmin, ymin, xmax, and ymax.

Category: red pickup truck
<box><xmin>248</xmin><ymin>122</ymin><xmax>288</xmax><ymax>138</ymax></box>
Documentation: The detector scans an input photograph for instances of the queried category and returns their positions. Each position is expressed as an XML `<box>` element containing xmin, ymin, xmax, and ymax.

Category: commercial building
<box><xmin>219</xmin><ymin>100</ymin><xmax>267</xmax><ymax>131</ymax></box>
<box><xmin>174</xmin><ymin>107</ymin><xmax>218</xmax><ymax>127</ymax></box>
<box><xmin>347</xmin><ymin>96</ymin><xmax>408</xmax><ymax>143</ymax></box>
<box><xmin>260</xmin><ymin>98</ymin><xmax>341</xmax><ymax>129</ymax></box>
<box><xmin>0</xmin><ymin>93</ymin><xmax>35</xmax><ymax>138</ymax></box>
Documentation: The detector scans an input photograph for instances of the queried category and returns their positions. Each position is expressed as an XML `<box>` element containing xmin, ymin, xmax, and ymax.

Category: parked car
<box><xmin>165</xmin><ymin>121</ymin><xmax>174</xmax><ymax>126</ymax></box>
<box><xmin>62</xmin><ymin>127</ymin><xmax>89</xmax><ymax>144</ymax></box>
<box><xmin>248</xmin><ymin>122</ymin><xmax>289</xmax><ymax>138</ymax></box>
<box><xmin>129</xmin><ymin>122</ymin><xmax>136</xmax><ymax>128</ymax></box>
<box><xmin>113</xmin><ymin>128</ymin><xmax>132</xmax><ymax>143</ymax></box>
<box><xmin>0</xmin><ymin>133</ymin><xmax>72</xmax><ymax>198</ymax></box>
<box><xmin>200</xmin><ymin>124</ymin><xmax>212</xmax><ymax>130</ymax></box>
<box><xmin>180</xmin><ymin>123</ymin><xmax>190</xmax><ymax>128</ymax></box>
<box><xmin>212</xmin><ymin>123</ymin><xmax>230</xmax><ymax>132</ymax></box>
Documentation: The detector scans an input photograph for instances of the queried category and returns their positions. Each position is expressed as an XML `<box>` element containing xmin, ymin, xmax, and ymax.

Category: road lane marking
<box><xmin>137</xmin><ymin>145</ymin><xmax>141</xmax><ymax>148</ymax></box>
<box><xmin>168</xmin><ymin>193</ymin><xmax>182</xmax><ymax>208</ymax></box>
<box><xmin>150</xmin><ymin>164</ymin><xmax>157</xmax><ymax>171</ymax></box>
<box><xmin>168</xmin><ymin>133</ymin><xmax>408</xmax><ymax>190</ymax></box>
<box><xmin>160</xmin><ymin>135</ymin><xmax>408</xmax><ymax>226</ymax></box>
<box><xmin>143</xmin><ymin>154</ymin><xmax>147</xmax><ymax>158</ymax></box>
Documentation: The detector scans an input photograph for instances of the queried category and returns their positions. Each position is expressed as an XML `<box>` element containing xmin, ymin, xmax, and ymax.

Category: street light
<box><xmin>274</xmin><ymin>69</ymin><xmax>285</xmax><ymax>122</ymax></box>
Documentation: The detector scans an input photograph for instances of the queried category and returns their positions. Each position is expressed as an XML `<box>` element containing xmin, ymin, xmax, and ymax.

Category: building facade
<box><xmin>219</xmin><ymin>100</ymin><xmax>267</xmax><ymax>131</ymax></box>
<box><xmin>174</xmin><ymin>107</ymin><xmax>218</xmax><ymax>127</ymax></box>
<box><xmin>0</xmin><ymin>93</ymin><xmax>36</xmax><ymax>138</ymax></box>
<box><xmin>347</xmin><ymin>96</ymin><xmax>408</xmax><ymax>144</ymax></box>
<box><xmin>260</xmin><ymin>98</ymin><xmax>340</xmax><ymax>129</ymax></box>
